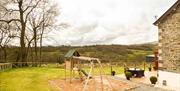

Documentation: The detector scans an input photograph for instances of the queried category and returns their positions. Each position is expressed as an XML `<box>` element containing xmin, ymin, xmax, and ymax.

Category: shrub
<box><xmin>150</xmin><ymin>76</ymin><xmax>157</xmax><ymax>84</ymax></box>
<box><xmin>148</xmin><ymin>67</ymin><xmax>152</xmax><ymax>71</ymax></box>
<box><xmin>111</xmin><ymin>71</ymin><xmax>116</xmax><ymax>76</ymax></box>
<box><xmin>125</xmin><ymin>72</ymin><xmax>132</xmax><ymax>80</ymax></box>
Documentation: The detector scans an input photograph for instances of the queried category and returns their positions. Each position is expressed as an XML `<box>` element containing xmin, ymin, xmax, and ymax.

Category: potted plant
<box><xmin>149</xmin><ymin>67</ymin><xmax>152</xmax><ymax>71</ymax></box>
<box><xmin>111</xmin><ymin>71</ymin><xmax>116</xmax><ymax>76</ymax></box>
<box><xmin>125</xmin><ymin>72</ymin><xmax>132</xmax><ymax>80</ymax></box>
<box><xmin>149</xmin><ymin>64</ymin><xmax>152</xmax><ymax>71</ymax></box>
<box><xmin>150</xmin><ymin>76</ymin><xmax>157</xmax><ymax>84</ymax></box>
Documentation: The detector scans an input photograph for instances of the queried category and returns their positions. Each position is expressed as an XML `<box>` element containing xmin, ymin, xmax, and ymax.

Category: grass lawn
<box><xmin>0</xmin><ymin>65</ymin><xmax>65</xmax><ymax>91</ymax></box>
<box><xmin>0</xmin><ymin>64</ymin><xmax>124</xmax><ymax>91</ymax></box>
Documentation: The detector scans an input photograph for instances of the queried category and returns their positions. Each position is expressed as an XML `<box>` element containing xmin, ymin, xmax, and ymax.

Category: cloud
<box><xmin>44</xmin><ymin>0</ymin><xmax>177</xmax><ymax>46</ymax></box>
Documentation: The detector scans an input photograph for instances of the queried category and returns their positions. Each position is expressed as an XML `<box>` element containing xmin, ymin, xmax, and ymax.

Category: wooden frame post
<box><xmin>65</xmin><ymin>59</ymin><xmax>67</xmax><ymax>81</ymax></box>
<box><xmin>70</xmin><ymin>59</ymin><xmax>72</xmax><ymax>83</ymax></box>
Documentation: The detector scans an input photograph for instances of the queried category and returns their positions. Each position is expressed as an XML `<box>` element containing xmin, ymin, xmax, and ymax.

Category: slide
<box><xmin>80</xmin><ymin>69</ymin><xmax>89</xmax><ymax>77</ymax></box>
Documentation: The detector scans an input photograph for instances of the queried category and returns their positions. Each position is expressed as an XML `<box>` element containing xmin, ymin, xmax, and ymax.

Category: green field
<box><xmin>0</xmin><ymin>65</ymin><xmax>125</xmax><ymax>91</ymax></box>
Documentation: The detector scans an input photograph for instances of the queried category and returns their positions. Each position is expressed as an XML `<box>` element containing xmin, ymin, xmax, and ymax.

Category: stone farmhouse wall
<box><xmin>158</xmin><ymin>6</ymin><xmax>180</xmax><ymax>73</ymax></box>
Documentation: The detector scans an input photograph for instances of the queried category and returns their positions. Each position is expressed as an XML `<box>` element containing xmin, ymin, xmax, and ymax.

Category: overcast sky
<box><xmin>44</xmin><ymin>0</ymin><xmax>177</xmax><ymax>46</ymax></box>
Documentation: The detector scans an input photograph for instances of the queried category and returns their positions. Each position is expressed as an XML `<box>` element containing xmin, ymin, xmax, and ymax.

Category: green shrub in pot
<box><xmin>150</xmin><ymin>76</ymin><xmax>157</xmax><ymax>84</ymax></box>
<box><xmin>125</xmin><ymin>72</ymin><xmax>132</xmax><ymax>80</ymax></box>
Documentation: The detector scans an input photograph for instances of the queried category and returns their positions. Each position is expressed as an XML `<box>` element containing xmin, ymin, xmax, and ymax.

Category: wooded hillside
<box><xmin>0</xmin><ymin>44</ymin><xmax>156</xmax><ymax>64</ymax></box>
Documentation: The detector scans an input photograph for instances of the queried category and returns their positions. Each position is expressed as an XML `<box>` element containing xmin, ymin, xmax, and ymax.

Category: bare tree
<box><xmin>0</xmin><ymin>1</ymin><xmax>18</xmax><ymax>62</ymax></box>
<box><xmin>0</xmin><ymin>23</ymin><xmax>10</xmax><ymax>62</ymax></box>
<box><xmin>26</xmin><ymin>0</ymin><xmax>60</xmax><ymax>63</ymax></box>
<box><xmin>0</xmin><ymin>0</ymin><xmax>68</xmax><ymax>65</ymax></box>
<box><xmin>0</xmin><ymin>22</ymin><xmax>18</xmax><ymax>62</ymax></box>
<box><xmin>39</xmin><ymin>1</ymin><xmax>59</xmax><ymax>63</ymax></box>
<box><xmin>0</xmin><ymin>0</ymin><xmax>42</xmax><ymax>64</ymax></box>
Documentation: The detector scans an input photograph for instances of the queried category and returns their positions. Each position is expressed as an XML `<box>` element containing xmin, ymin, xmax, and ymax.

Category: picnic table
<box><xmin>127</xmin><ymin>68</ymin><xmax>144</xmax><ymax>78</ymax></box>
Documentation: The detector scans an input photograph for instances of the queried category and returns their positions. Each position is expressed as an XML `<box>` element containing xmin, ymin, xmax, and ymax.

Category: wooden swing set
<box><xmin>64</xmin><ymin>49</ymin><xmax>114</xmax><ymax>91</ymax></box>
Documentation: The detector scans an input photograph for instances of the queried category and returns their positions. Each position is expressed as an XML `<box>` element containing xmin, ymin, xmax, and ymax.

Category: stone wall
<box><xmin>158</xmin><ymin>6</ymin><xmax>180</xmax><ymax>73</ymax></box>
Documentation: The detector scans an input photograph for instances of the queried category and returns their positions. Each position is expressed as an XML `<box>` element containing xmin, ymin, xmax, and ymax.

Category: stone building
<box><xmin>154</xmin><ymin>0</ymin><xmax>180</xmax><ymax>73</ymax></box>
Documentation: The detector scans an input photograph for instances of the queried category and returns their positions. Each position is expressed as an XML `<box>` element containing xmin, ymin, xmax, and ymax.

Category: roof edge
<box><xmin>153</xmin><ymin>0</ymin><xmax>180</xmax><ymax>26</ymax></box>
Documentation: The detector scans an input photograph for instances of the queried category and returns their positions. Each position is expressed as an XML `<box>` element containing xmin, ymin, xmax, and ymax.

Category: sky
<box><xmin>44</xmin><ymin>0</ymin><xmax>177</xmax><ymax>46</ymax></box>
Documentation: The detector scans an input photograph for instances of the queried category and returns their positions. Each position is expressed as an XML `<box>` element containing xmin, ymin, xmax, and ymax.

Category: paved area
<box><xmin>49</xmin><ymin>71</ymin><xmax>179</xmax><ymax>91</ymax></box>
<box><xmin>157</xmin><ymin>71</ymin><xmax>180</xmax><ymax>91</ymax></box>
<box><xmin>128</xmin><ymin>85</ymin><xmax>171</xmax><ymax>91</ymax></box>
<box><xmin>114</xmin><ymin>71</ymin><xmax>176</xmax><ymax>91</ymax></box>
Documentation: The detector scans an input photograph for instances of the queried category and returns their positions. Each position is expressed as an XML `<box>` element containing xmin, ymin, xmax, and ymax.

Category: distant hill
<box><xmin>58</xmin><ymin>44</ymin><xmax>156</xmax><ymax>63</ymax></box>
<box><xmin>1</xmin><ymin>43</ymin><xmax>156</xmax><ymax>64</ymax></box>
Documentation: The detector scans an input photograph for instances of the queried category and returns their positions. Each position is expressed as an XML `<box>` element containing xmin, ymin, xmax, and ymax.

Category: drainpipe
<box><xmin>154</xmin><ymin>51</ymin><xmax>158</xmax><ymax>70</ymax></box>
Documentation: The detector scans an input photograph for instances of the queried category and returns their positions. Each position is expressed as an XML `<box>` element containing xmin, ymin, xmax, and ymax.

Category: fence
<box><xmin>0</xmin><ymin>62</ymin><xmax>152</xmax><ymax>73</ymax></box>
<box><xmin>11</xmin><ymin>62</ymin><xmax>50</xmax><ymax>68</ymax></box>
<box><xmin>0</xmin><ymin>63</ymin><xmax>12</xmax><ymax>71</ymax></box>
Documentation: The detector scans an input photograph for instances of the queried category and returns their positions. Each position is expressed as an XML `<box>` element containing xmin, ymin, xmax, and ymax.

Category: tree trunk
<box><xmin>27</xmin><ymin>41</ymin><xmax>32</xmax><ymax>62</ymax></box>
<box><xmin>20</xmin><ymin>24</ymin><xmax>26</xmax><ymax>63</ymax></box>
<box><xmin>34</xmin><ymin>29</ymin><xmax>38</xmax><ymax>66</ymax></box>
<box><xmin>0</xmin><ymin>48</ymin><xmax>2</xmax><ymax>62</ymax></box>
<box><xmin>19</xmin><ymin>0</ymin><xmax>27</xmax><ymax>66</ymax></box>
<box><xmin>39</xmin><ymin>33</ymin><xmax>42</xmax><ymax>64</ymax></box>
<box><xmin>39</xmin><ymin>22</ymin><xmax>45</xmax><ymax>65</ymax></box>
<box><xmin>0</xmin><ymin>46</ymin><xmax>7</xmax><ymax>62</ymax></box>
<box><xmin>3</xmin><ymin>47</ymin><xmax>7</xmax><ymax>62</ymax></box>
<box><xmin>30</xmin><ymin>45</ymin><xmax>35</xmax><ymax>66</ymax></box>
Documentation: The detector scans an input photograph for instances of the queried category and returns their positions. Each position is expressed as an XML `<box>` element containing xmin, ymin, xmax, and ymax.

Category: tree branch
<box><xmin>23</xmin><ymin>0</ymin><xmax>33</xmax><ymax>12</ymax></box>
<box><xmin>0</xmin><ymin>19</ymin><xmax>20</xmax><ymax>24</ymax></box>
<box><xmin>23</xmin><ymin>6</ymin><xmax>33</xmax><ymax>12</ymax></box>
<box><xmin>14</xmin><ymin>21</ymin><xmax>21</xmax><ymax>30</ymax></box>
<box><xmin>24</xmin><ymin>0</ymin><xmax>41</xmax><ymax>23</ymax></box>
